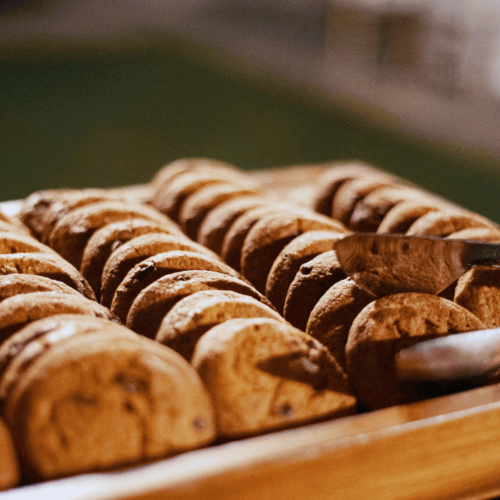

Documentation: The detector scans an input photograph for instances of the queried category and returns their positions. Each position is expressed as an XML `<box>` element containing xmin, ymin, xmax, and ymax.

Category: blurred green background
<box><xmin>1</xmin><ymin>49</ymin><xmax>500</xmax><ymax>222</ymax></box>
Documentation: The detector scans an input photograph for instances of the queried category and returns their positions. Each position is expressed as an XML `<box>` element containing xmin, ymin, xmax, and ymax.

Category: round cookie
<box><xmin>110</xmin><ymin>250</ymin><xmax>245</xmax><ymax>322</ymax></box>
<box><xmin>81</xmin><ymin>218</ymin><xmax>182</xmax><ymax>298</ymax></box>
<box><xmin>126</xmin><ymin>270</ymin><xmax>275</xmax><ymax>338</ymax></box>
<box><xmin>0</xmin><ymin>253</ymin><xmax>95</xmax><ymax>300</ymax></box>
<box><xmin>220</xmin><ymin>203</ymin><xmax>295</xmax><ymax>272</ymax></box>
<box><xmin>283</xmin><ymin>250</ymin><xmax>346</xmax><ymax>331</ymax></box>
<box><xmin>376</xmin><ymin>201</ymin><xmax>442</xmax><ymax>234</ymax></box>
<box><xmin>178</xmin><ymin>183</ymin><xmax>260</xmax><ymax>241</ymax></box>
<box><xmin>0</xmin><ymin>292</ymin><xmax>118</xmax><ymax>344</ymax></box>
<box><xmin>310</xmin><ymin>161</ymin><xmax>385</xmax><ymax>216</ymax></box>
<box><xmin>0</xmin><ymin>417</ymin><xmax>19</xmax><ymax>490</ymax></box>
<box><xmin>240</xmin><ymin>210</ymin><xmax>347</xmax><ymax>294</ymax></box>
<box><xmin>19</xmin><ymin>188</ymin><xmax>81</xmax><ymax>238</ymax></box>
<box><xmin>407</xmin><ymin>211</ymin><xmax>496</xmax><ymax>238</ymax></box>
<box><xmin>100</xmin><ymin>233</ymin><xmax>221</xmax><ymax>308</ymax></box>
<box><xmin>0</xmin><ymin>314</ymin><xmax>134</xmax><ymax>383</ymax></box>
<box><xmin>0</xmin><ymin>231</ymin><xmax>58</xmax><ymax>256</ymax></box>
<box><xmin>348</xmin><ymin>186</ymin><xmax>435</xmax><ymax>233</ymax></box>
<box><xmin>197</xmin><ymin>196</ymin><xmax>268</xmax><ymax>255</ymax></box>
<box><xmin>306</xmin><ymin>278</ymin><xmax>375</xmax><ymax>370</ymax></box>
<box><xmin>156</xmin><ymin>290</ymin><xmax>285</xmax><ymax>360</ymax></box>
<box><xmin>4</xmin><ymin>332</ymin><xmax>216</xmax><ymax>480</ymax></box>
<box><xmin>152</xmin><ymin>157</ymin><xmax>251</xmax><ymax>195</ymax></box>
<box><xmin>0</xmin><ymin>220</ymin><xmax>31</xmax><ymax>237</ymax></box>
<box><xmin>332</xmin><ymin>177</ymin><xmax>396</xmax><ymax>226</ymax></box>
<box><xmin>192</xmin><ymin>317</ymin><xmax>356</xmax><ymax>438</ymax></box>
<box><xmin>265</xmin><ymin>230</ymin><xmax>344</xmax><ymax>314</ymax></box>
<box><xmin>0</xmin><ymin>274</ymin><xmax>83</xmax><ymax>303</ymax></box>
<box><xmin>446</xmin><ymin>226</ymin><xmax>500</xmax><ymax>242</ymax></box>
<box><xmin>454</xmin><ymin>266</ymin><xmax>500</xmax><ymax>328</ymax></box>
<box><xmin>345</xmin><ymin>293</ymin><xmax>486</xmax><ymax>410</ymax></box>
<box><xmin>47</xmin><ymin>201</ymin><xmax>179</xmax><ymax>269</ymax></box>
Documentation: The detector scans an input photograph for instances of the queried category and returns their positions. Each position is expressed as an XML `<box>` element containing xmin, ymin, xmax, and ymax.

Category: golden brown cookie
<box><xmin>265</xmin><ymin>230</ymin><xmax>344</xmax><ymax>314</ymax></box>
<box><xmin>0</xmin><ymin>274</ymin><xmax>82</xmax><ymax>303</ymax></box>
<box><xmin>47</xmin><ymin>201</ymin><xmax>179</xmax><ymax>269</ymax></box>
<box><xmin>100</xmin><ymin>233</ymin><xmax>221</xmax><ymax>308</ymax></box>
<box><xmin>0</xmin><ymin>314</ymin><xmax>133</xmax><ymax>383</ymax></box>
<box><xmin>348</xmin><ymin>186</ymin><xmax>436</xmax><ymax>233</ymax></box>
<box><xmin>0</xmin><ymin>253</ymin><xmax>95</xmax><ymax>300</ymax></box>
<box><xmin>310</xmin><ymin>161</ymin><xmax>385</xmax><ymax>216</ymax></box>
<box><xmin>454</xmin><ymin>266</ymin><xmax>500</xmax><ymax>328</ymax></box>
<box><xmin>332</xmin><ymin>177</ymin><xmax>396</xmax><ymax>226</ymax></box>
<box><xmin>306</xmin><ymin>278</ymin><xmax>375</xmax><ymax>370</ymax></box>
<box><xmin>220</xmin><ymin>203</ymin><xmax>295</xmax><ymax>271</ymax></box>
<box><xmin>178</xmin><ymin>183</ymin><xmax>260</xmax><ymax>241</ymax></box>
<box><xmin>81</xmin><ymin>218</ymin><xmax>182</xmax><ymax>298</ymax></box>
<box><xmin>110</xmin><ymin>250</ymin><xmax>245</xmax><ymax>322</ymax></box>
<box><xmin>192</xmin><ymin>317</ymin><xmax>356</xmax><ymax>438</ymax></box>
<box><xmin>4</xmin><ymin>332</ymin><xmax>216</xmax><ymax>480</ymax></box>
<box><xmin>126</xmin><ymin>270</ymin><xmax>275</xmax><ymax>338</ymax></box>
<box><xmin>156</xmin><ymin>290</ymin><xmax>284</xmax><ymax>360</ymax></box>
<box><xmin>446</xmin><ymin>226</ymin><xmax>500</xmax><ymax>242</ymax></box>
<box><xmin>345</xmin><ymin>293</ymin><xmax>486</xmax><ymax>410</ymax></box>
<box><xmin>196</xmin><ymin>196</ymin><xmax>268</xmax><ymax>254</ymax></box>
<box><xmin>407</xmin><ymin>211</ymin><xmax>496</xmax><ymax>237</ymax></box>
<box><xmin>0</xmin><ymin>417</ymin><xmax>19</xmax><ymax>490</ymax></box>
<box><xmin>151</xmin><ymin>157</ymin><xmax>251</xmax><ymax>195</ymax></box>
<box><xmin>283</xmin><ymin>250</ymin><xmax>346</xmax><ymax>331</ymax></box>
<box><xmin>240</xmin><ymin>210</ymin><xmax>348</xmax><ymax>293</ymax></box>
<box><xmin>19</xmin><ymin>188</ymin><xmax>79</xmax><ymax>238</ymax></box>
<box><xmin>376</xmin><ymin>201</ymin><xmax>442</xmax><ymax>234</ymax></box>
<box><xmin>0</xmin><ymin>209</ymin><xmax>31</xmax><ymax>236</ymax></box>
<box><xmin>0</xmin><ymin>291</ymin><xmax>118</xmax><ymax>343</ymax></box>
<box><xmin>0</xmin><ymin>230</ymin><xmax>58</xmax><ymax>256</ymax></box>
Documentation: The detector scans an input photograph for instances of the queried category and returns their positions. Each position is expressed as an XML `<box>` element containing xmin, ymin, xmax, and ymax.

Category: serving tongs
<box><xmin>334</xmin><ymin>234</ymin><xmax>500</xmax><ymax>384</ymax></box>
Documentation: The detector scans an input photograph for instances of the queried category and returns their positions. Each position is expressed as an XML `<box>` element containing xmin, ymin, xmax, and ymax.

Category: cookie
<box><xmin>0</xmin><ymin>209</ymin><xmax>31</xmax><ymax>237</ymax></box>
<box><xmin>100</xmin><ymin>233</ymin><xmax>222</xmax><ymax>308</ymax></box>
<box><xmin>220</xmin><ymin>203</ymin><xmax>295</xmax><ymax>272</ymax></box>
<box><xmin>0</xmin><ymin>253</ymin><xmax>95</xmax><ymax>300</ymax></box>
<box><xmin>0</xmin><ymin>417</ymin><xmax>19</xmax><ymax>490</ymax></box>
<box><xmin>0</xmin><ymin>231</ymin><xmax>58</xmax><ymax>256</ymax></box>
<box><xmin>310</xmin><ymin>161</ymin><xmax>385</xmax><ymax>216</ymax></box>
<box><xmin>240</xmin><ymin>210</ymin><xmax>348</xmax><ymax>293</ymax></box>
<box><xmin>0</xmin><ymin>314</ymin><xmax>133</xmax><ymax>383</ymax></box>
<box><xmin>152</xmin><ymin>158</ymin><xmax>251</xmax><ymax>194</ymax></box>
<box><xmin>196</xmin><ymin>196</ymin><xmax>268</xmax><ymax>254</ymax></box>
<box><xmin>345</xmin><ymin>293</ymin><xmax>486</xmax><ymax>410</ymax></box>
<box><xmin>81</xmin><ymin>218</ymin><xmax>182</xmax><ymax>298</ymax></box>
<box><xmin>446</xmin><ymin>226</ymin><xmax>500</xmax><ymax>242</ymax></box>
<box><xmin>126</xmin><ymin>270</ymin><xmax>275</xmax><ymax>338</ymax></box>
<box><xmin>348</xmin><ymin>186</ymin><xmax>436</xmax><ymax>233</ymax></box>
<box><xmin>0</xmin><ymin>274</ymin><xmax>82</xmax><ymax>303</ymax></box>
<box><xmin>265</xmin><ymin>230</ymin><xmax>344</xmax><ymax>314</ymax></box>
<box><xmin>178</xmin><ymin>183</ymin><xmax>260</xmax><ymax>240</ymax></box>
<box><xmin>110</xmin><ymin>250</ymin><xmax>245</xmax><ymax>322</ymax></box>
<box><xmin>0</xmin><ymin>292</ymin><xmax>118</xmax><ymax>343</ymax></box>
<box><xmin>19</xmin><ymin>188</ymin><xmax>78</xmax><ymax>238</ymax></box>
<box><xmin>192</xmin><ymin>317</ymin><xmax>356</xmax><ymax>438</ymax></box>
<box><xmin>4</xmin><ymin>332</ymin><xmax>216</xmax><ymax>480</ymax></box>
<box><xmin>407</xmin><ymin>211</ymin><xmax>496</xmax><ymax>237</ymax></box>
<box><xmin>283</xmin><ymin>250</ymin><xmax>346</xmax><ymax>330</ymax></box>
<box><xmin>306</xmin><ymin>278</ymin><xmax>375</xmax><ymax>370</ymax></box>
<box><xmin>376</xmin><ymin>201</ymin><xmax>442</xmax><ymax>234</ymax></box>
<box><xmin>332</xmin><ymin>177</ymin><xmax>396</xmax><ymax>226</ymax></box>
<box><xmin>454</xmin><ymin>266</ymin><xmax>500</xmax><ymax>328</ymax></box>
<box><xmin>47</xmin><ymin>201</ymin><xmax>179</xmax><ymax>269</ymax></box>
<box><xmin>156</xmin><ymin>290</ymin><xmax>284</xmax><ymax>360</ymax></box>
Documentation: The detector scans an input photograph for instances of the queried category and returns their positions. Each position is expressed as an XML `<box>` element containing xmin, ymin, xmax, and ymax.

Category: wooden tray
<box><xmin>3</xmin><ymin>166</ymin><xmax>500</xmax><ymax>500</ymax></box>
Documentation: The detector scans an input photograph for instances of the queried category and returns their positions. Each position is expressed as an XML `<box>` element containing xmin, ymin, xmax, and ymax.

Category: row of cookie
<box><xmin>311</xmin><ymin>161</ymin><xmax>500</xmax><ymax>240</ymax></box>
<box><xmin>0</xmin><ymin>312</ymin><xmax>217</xmax><ymax>484</ymax></box>
<box><xmin>150</xmin><ymin>158</ymin><xmax>350</xmax><ymax>300</ymax></box>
